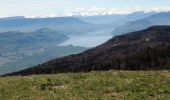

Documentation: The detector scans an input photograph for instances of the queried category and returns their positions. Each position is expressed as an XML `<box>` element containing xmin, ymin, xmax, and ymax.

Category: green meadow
<box><xmin>0</xmin><ymin>70</ymin><xmax>170</xmax><ymax>100</ymax></box>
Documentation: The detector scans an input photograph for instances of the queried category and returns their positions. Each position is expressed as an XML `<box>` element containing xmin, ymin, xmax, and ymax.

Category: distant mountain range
<box><xmin>0</xmin><ymin>17</ymin><xmax>105</xmax><ymax>35</ymax></box>
<box><xmin>0</xmin><ymin>11</ymin><xmax>162</xmax><ymax>34</ymax></box>
<box><xmin>0</xmin><ymin>17</ymin><xmax>85</xmax><ymax>27</ymax></box>
<box><xmin>112</xmin><ymin>12</ymin><xmax>170</xmax><ymax>34</ymax></box>
<box><xmin>0</xmin><ymin>11</ymin><xmax>169</xmax><ymax>35</ymax></box>
<box><xmin>5</xmin><ymin>26</ymin><xmax>170</xmax><ymax>76</ymax></box>
<box><xmin>76</xmin><ymin>11</ymin><xmax>157</xmax><ymax>26</ymax></box>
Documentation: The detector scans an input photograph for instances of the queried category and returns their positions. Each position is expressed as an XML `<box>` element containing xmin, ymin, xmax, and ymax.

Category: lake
<box><xmin>59</xmin><ymin>28</ymin><xmax>115</xmax><ymax>47</ymax></box>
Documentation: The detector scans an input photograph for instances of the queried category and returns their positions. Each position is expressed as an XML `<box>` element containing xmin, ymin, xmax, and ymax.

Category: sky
<box><xmin>0</xmin><ymin>0</ymin><xmax>170</xmax><ymax>17</ymax></box>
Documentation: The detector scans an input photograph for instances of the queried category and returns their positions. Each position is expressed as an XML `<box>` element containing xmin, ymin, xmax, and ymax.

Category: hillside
<box><xmin>5</xmin><ymin>25</ymin><xmax>170</xmax><ymax>76</ymax></box>
<box><xmin>1</xmin><ymin>70</ymin><xmax>170</xmax><ymax>99</ymax></box>
<box><xmin>0</xmin><ymin>28</ymin><xmax>68</xmax><ymax>48</ymax></box>
<box><xmin>112</xmin><ymin>12</ymin><xmax>170</xmax><ymax>34</ymax></box>
<box><xmin>0</xmin><ymin>29</ymin><xmax>87</xmax><ymax>75</ymax></box>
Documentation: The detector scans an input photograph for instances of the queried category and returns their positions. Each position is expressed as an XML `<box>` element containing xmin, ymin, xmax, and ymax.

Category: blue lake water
<box><xmin>59</xmin><ymin>28</ymin><xmax>115</xmax><ymax>47</ymax></box>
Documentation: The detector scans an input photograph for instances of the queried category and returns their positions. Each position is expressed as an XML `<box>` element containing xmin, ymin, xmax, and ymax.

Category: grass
<box><xmin>0</xmin><ymin>70</ymin><xmax>170</xmax><ymax>100</ymax></box>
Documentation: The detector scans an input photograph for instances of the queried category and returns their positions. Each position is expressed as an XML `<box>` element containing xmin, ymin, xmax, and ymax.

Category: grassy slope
<box><xmin>0</xmin><ymin>70</ymin><xmax>170</xmax><ymax>100</ymax></box>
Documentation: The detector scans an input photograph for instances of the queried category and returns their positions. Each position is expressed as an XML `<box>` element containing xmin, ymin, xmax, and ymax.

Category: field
<box><xmin>0</xmin><ymin>70</ymin><xmax>170</xmax><ymax>100</ymax></box>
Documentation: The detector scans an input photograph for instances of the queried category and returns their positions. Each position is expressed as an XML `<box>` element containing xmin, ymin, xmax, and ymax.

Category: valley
<box><xmin>6</xmin><ymin>26</ymin><xmax>170</xmax><ymax>76</ymax></box>
<box><xmin>1</xmin><ymin>12</ymin><xmax>170</xmax><ymax>76</ymax></box>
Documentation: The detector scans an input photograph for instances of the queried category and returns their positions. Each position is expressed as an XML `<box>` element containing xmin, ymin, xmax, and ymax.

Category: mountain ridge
<box><xmin>112</xmin><ymin>12</ymin><xmax>170</xmax><ymax>35</ymax></box>
<box><xmin>0</xmin><ymin>17</ymin><xmax>102</xmax><ymax>35</ymax></box>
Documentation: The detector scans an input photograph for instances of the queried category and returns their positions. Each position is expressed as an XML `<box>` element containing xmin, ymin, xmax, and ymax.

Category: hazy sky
<box><xmin>0</xmin><ymin>0</ymin><xmax>170</xmax><ymax>17</ymax></box>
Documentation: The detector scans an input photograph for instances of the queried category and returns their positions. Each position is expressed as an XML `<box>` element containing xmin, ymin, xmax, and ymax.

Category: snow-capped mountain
<box><xmin>25</xmin><ymin>7</ymin><xmax>170</xmax><ymax>18</ymax></box>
